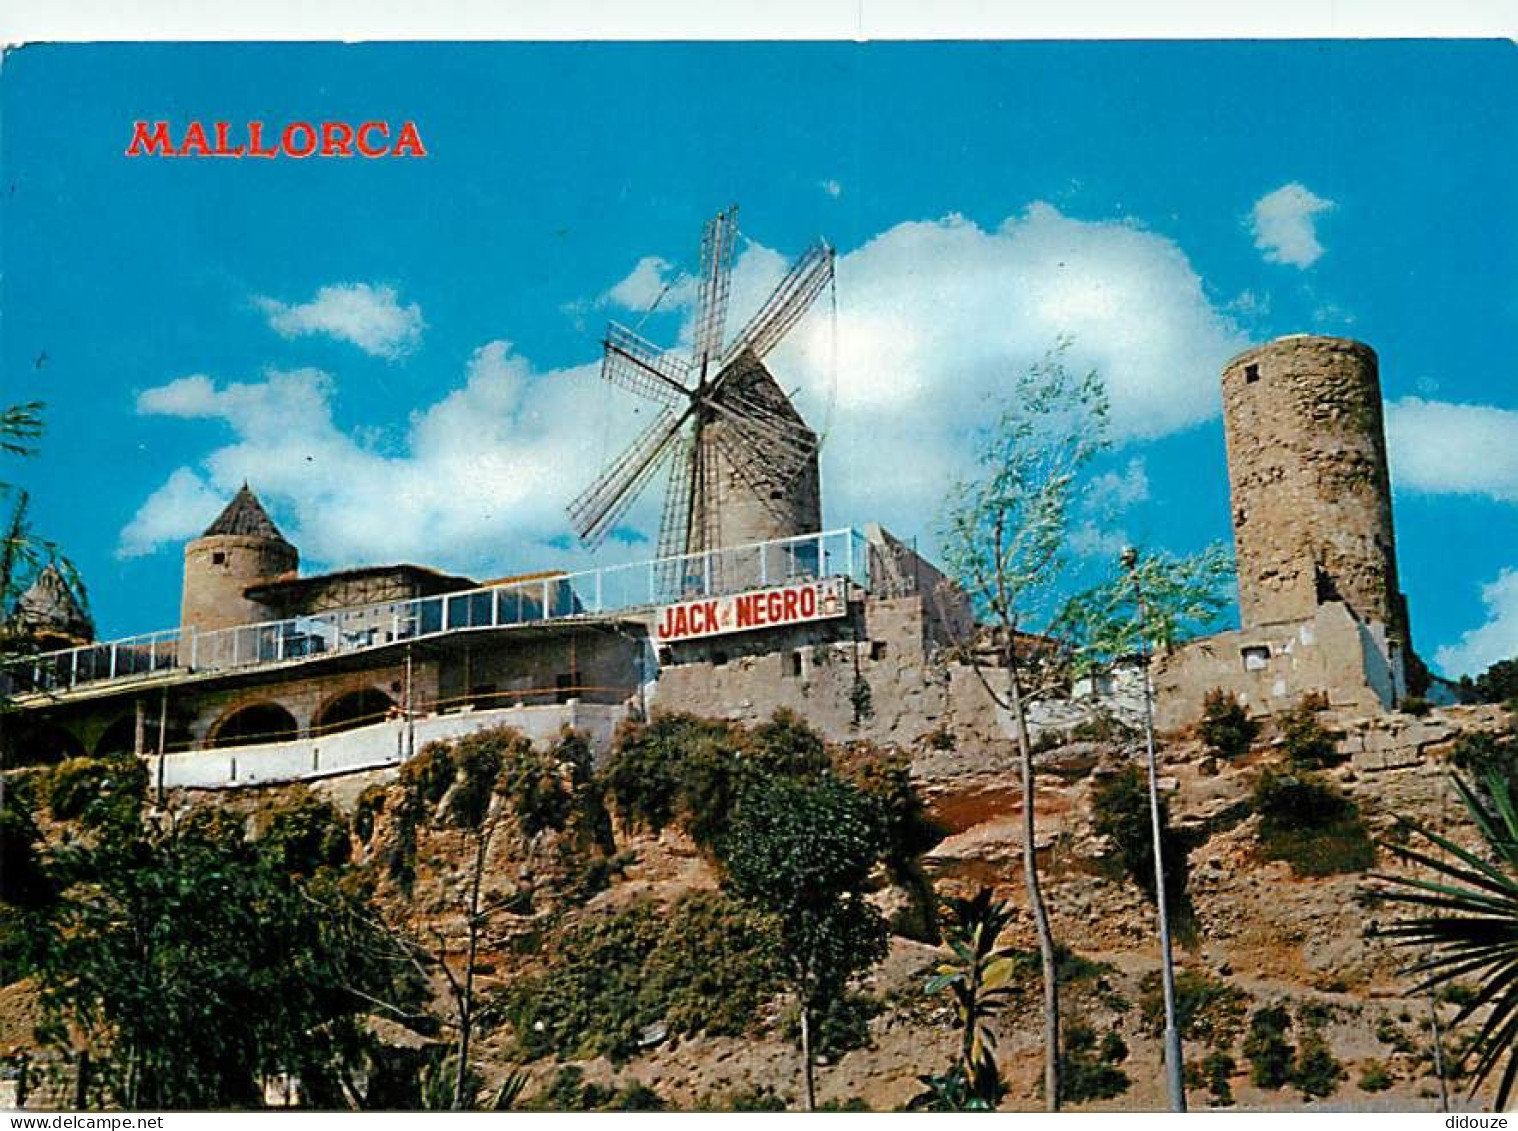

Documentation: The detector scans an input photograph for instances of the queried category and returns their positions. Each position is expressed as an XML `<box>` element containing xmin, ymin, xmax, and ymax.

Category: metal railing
<box><xmin>7</xmin><ymin>527</ymin><xmax>870</xmax><ymax>696</ymax></box>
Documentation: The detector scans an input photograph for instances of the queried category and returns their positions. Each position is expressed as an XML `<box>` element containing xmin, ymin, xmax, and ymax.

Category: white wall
<box><xmin>151</xmin><ymin>700</ymin><xmax>628</xmax><ymax>791</ymax></box>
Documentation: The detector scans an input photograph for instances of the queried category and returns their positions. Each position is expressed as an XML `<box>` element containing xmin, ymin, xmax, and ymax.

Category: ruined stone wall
<box><xmin>1152</xmin><ymin>601</ymin><xmax>1392</xmax><ymax>731</ymax></box>
<box><xmin>180</xmin><ymin>533</ymin><xmax>298</xmax><ymax>633</ymax></box>
<box><xmin>1222</xmin><ymin>336</ymin><xmax>1408</xmax><ymax>655</ymax></box>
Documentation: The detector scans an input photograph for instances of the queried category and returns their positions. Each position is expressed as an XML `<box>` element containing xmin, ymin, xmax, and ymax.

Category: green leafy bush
<box><xmin>1400</xmin><ymin>696</ymin><xmax>1432</xmax><ymax>717</ymax></box>
<box><xmin>46</xmin><ymin>755</ymin><xmax>146</xmax><ymax>830</ymax></box>
<box><xmin>1140</xmin><ymin>969</ymin><xmax>1248</xmax><ymax>1049</ymax></box>
<box><xmin>1277</xmin><ymin>697</ymin><xmax>1341</xmax><ymax>769</ymax></box>
<box><xmin>1198</xmin><ymin>689</ymin><xmax>1259</xmax><ymax>760</ymax></box>
<box><xmin>503</xmin><ymin>891</ymin><xmax>783</xmax><ymax>1063</ymax></box>
<box><xmin>1253</xmin><ymin>769</ymin><xmax>1375</xmax><ymax>877</ymax></box>
<box><xmin>256</xmin><ymin>789</ymin><xmax>350</xmax><ymax>875</ymax></box>
<box><xmin>1291</xmin><ymin>1027</ymin><xmax>1345</xmax><ymax>1098</ymax></box>
<box><xmin>1449</xmin><ymin>727</ymin><xmax>1516</xmax><ymax>784</ymax></box>
<box><xmin>1062</xmin><ymin>1017</ymin><xmax>1131</xmax><ymax>1102</ymax></box>
<box><xmin>1093</xmin><ymin>765</ymin><xmax>1191</xmax><ymax>908</ymax></box>
<box><xmin>1244</xmin><ymin>1005</ymin><xmax>1294</xmax><ymax>1088</ymax></box>
<box><xmin>353</xmin><ymin>783</ymin><xmax>386</xmax><ymax>845</ymax></box>
<box><xmin>1358</xmin><ymin>1060</ymin><xmax>1394</xmax><ymax>1092</ymax></box>
<box><xmin>528</xmin><ymin>1067</ymin><xmax>666</xmax><ymax>1112</ymax></box>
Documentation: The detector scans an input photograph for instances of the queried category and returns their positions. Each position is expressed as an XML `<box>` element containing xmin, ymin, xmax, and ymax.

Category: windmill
<box><xmin>568</xmin><ymin>206</ymin><xmax>834</xmax><ymax>594</ymax></box>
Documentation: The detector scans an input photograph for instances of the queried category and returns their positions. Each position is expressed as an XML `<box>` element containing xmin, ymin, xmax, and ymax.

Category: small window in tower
<box><xmin>1244</xmin><ymin>363</ymin><xmax>1260</xmax><ymax>384</ymax></box>
<box><xmin>212</xmin><ymin>551</ymin><xmax>227</xmax><ymax>565</ymax></box>
<box><xmin>789</xmin><ymin>651</ymin><xmax>804</xmax><ymax>678</ymax></box>
<box><xmin>712</xmin><ymin>651</ymin><xmax>728</xmax><ymax>668</ymax></box>
<box><xmin>870</xmin><ymin>641</ymin><xmax>888</xmax><ymax>662</ymax></box>
<box><xmin>1241</xmin><ymin>645</ymin><xmax>1271</xmax><ymax>671</ymax></box>
<box><xmin>555</xmin><ymin>673</ymin><xmax>574</xmax><ymax>703</ymax></box>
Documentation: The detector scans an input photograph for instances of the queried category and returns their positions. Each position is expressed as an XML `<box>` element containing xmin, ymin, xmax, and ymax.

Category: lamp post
<box><xmin>1121</xmin><ymin>546</ymin><xmax>1187</xmax><ymax>1112</ymax></box>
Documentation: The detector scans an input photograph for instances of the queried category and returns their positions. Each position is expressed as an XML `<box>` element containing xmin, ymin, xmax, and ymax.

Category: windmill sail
<box><xmin>569</xmin><ymin>206</ymin><xmax>832</xmax><ymax>590</ymax></box>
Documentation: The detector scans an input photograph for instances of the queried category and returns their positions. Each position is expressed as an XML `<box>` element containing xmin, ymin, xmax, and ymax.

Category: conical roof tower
<box><xmin>180</xmin><ymin>484</ymin><xmax>298</xmax><ymax>633</ymax></box>
<box><xmin>8</xmin><ymin>562</ymin><xmax>93</xmax><ymax>646</ymax></box>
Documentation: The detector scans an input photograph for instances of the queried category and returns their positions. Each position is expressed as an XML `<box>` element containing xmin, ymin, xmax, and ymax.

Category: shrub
<box><xmin>1449</xmin><ymin>728</ymin><xmax>1517</xmax><ymax>785</ymax></box>
<box><xmin>1198</xmin><ymin>690</ymin><xmax>1259</xmax><ymax>760</ymax></box>
<box><xmin>1244</xmin><ymin>1005</ymin><xmax>1294</xmax><ymax>1088</ymax></box>
<box><xmin>601</xmin><ymin>714</ymin><xmax>743</xmax><ymax>844</ymax></box>
<box><xmin>1278</xmin><ymin>697</ymin><xmax>1341</xmax><ymax>769</ymax></box>
<box><xmin>1291</xmin><ymin>1028</ymin><xmax>1345</xmax><ymax>1098</ymax></box>
<box><xmin>353</xmin><ymin>783</ymin><xmax>386</xmax><ymax>844</ymax></box>
<box><xmin>1071</xmin><ymin>711</ymin><xmax>1135</xmax><ymax>744</ymax></box>
<box><xmin>503</xmin><ymin>891</ymin><xmax>783</xmax><ymax>1063</ymax></box>
<box><xmin>781</xmin><ymin>989</ymin><xmax>882</xmax><ymax>1059</ymax></box>
<box><xmin>1199</xmin><ymin>1050</ymin><xmax>1237</xmax><ymax>1106</ymax></box>
<box><xmin>1092</xmin><ymin>764</ymin><xmax>1191</xmax><ymax>912</ymax></box>
<box><xmin>529</xmin><ymin>1067</ymin><xmax>666</xmax><ymax>1112</ymax></box>
<box><xmin>1375</xmin><ymin>1016</ymin><xmax>1417</xmax><ymax>1055</ymax></box>
<box><xmin>1140</xmin><ymin>969</ymin><xmax>1248</xmax><ymax>1049</ymax></box>
<box><xmin>1063</xmin><ymin>1018</ymin><xmax>1131</xmax><ymax>1102</ymax></box>
<box><xmin>46</xmin><ymin>755</ymin><xmax>146</xmax><ymax>830</ymax></box>
<box><xmin>1358</xmin><ymin>1060</ymin><xmax>1394</xmax><ymax>1092</ymax></box>
<box><xmin>256</xmin><ymin>790</ymin><xmax>350</xmax><ymax>875</ymax></box>
<box><xmin>1400</xmin><ymin>696</ymin><xmax>1432</xmax><ymax>717</ymax></box>
<box><xmin>1253</xmin><ymin>769</ymin><xmax>1375</xmax><ymax>877</ymax></box>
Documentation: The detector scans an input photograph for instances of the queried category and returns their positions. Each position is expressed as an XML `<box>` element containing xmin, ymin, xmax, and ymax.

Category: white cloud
<box><xmin>1087</xmin><ymin>457</ymin><xmax>1150</xmax><ymax>513</ymax></box>
<box><xmin>255</xmin><ymin>282</ymin><xmax>425</xmax><ymax>359</ymax></box>
<box><xmin>1250</xmin><ymin>183</ymin><xmax>1335</xmax><ymax>268</ymax></box>
<box><xmin>820</xmin><ymin>178</ymin><xmax>843</xmax><ymax>199</ymax></box>
<box><xmin>123</xmin><ymin>204</ymin><xmax>1248</xmax><ymax>581</ymax></box>
<box><xmin>118</xmin><ymin>467</ymin><xmax>227</xmax><ymax>558</ymax></box>
<box><xmin>1435</xmin><ymin>568</ymin><xmax>1518</xmax><ymax>678</ymax></box>
<box><xmin>603</xmin><ymin>256</ymin><xmax>695</xmax><ymax>312</ymax></box>
<box><xmin>1386</xmin><ymin>396</ymin><xmax>1518</xmax><ymax>503</ymax></box>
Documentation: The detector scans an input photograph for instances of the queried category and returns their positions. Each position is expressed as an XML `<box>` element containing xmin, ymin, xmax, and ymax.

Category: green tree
<box><xmin>1372</xmin><ymin>770</ymin><xmax>1518</xmax><ymax>1110</ymax></box>
<box><xmin>717</xmin><ymin>773</ymin><xmax>888</xmax><ymax>1111</ymax></box>
<box><xmin>17</xmin><ymin>772</ymin><xmax>417</xmax><ymax>1109</ymax></box>
<box><xmin>938</xmin><ymin>346</ymin><xmax>1232</xmax><ymax>1109</ymax></box>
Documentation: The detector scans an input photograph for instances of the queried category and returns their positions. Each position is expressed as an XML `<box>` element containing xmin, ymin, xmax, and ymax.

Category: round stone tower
<box><xmin>1221</xmin><ymin>335</ymin><xmax>1411</xmax><ymax>663</ymax></box>
<box><xmin>179</xmin><ymin>484</ymin><xmax>298</xmax><ymax>633</ymax></box>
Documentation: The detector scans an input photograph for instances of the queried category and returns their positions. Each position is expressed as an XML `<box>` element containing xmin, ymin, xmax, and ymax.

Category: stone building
<box><xmin>5</xmin><ymin>491</ymin><xmax>1015</xmax><ymax>791</ymax></box>
<box><xmin>1155</xmin><ymin>334</ymin><xmax>1421</xmax><ymax>728</ymax></box>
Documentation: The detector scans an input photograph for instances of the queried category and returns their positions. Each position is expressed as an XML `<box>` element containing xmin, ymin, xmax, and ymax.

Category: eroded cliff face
<box><xmin>4</xmin><ymin>703</ymin><xmax>1506</xmax><ymax>1112</ymax></box>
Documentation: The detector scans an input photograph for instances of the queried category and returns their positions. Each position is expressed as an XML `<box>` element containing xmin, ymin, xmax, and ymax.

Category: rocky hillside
<box><xmin>3</xmin><ymin>700</ymin><xmax>1509</xmax><ymax>1112</ymax></box>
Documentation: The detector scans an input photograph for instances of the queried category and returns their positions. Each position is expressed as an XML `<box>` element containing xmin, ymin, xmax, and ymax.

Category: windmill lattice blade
<box><xmin>655</xmin><ymin>434</ymin><xmax>696</xmax><ymax>563</ymax></box>
<box><xmin>567</xmin><ymin>405</ymin><xmax>688</xmax><ymax>547</ymax></box>
<box><xmin>723</xmin><ymin>241</ymin><xmax>834</xmax><ymax>365</ymax></box>
<box><xmin>603</xmin><ymin>323</ymin><xmax>692</xmax><ymax>405</ymax></box>
<box><xmin>693</xmin><ymin>206</ymin><xmax>739</xmax><ymax>373</ymax></box>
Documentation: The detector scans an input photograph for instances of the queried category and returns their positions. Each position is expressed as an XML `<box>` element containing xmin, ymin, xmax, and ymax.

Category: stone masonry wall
<box><xmin>1222</xmin><ymin>336</ymin><xmax>1407</xmax><ymax>653</ymax></box>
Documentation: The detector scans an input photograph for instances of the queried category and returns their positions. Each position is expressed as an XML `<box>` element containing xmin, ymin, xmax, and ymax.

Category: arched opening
<box><xmin>209</xmin><ymin>702</ymin><xmax>298</xmax><ymax>748</ymax></box>
<box><xmin>94</xmin><ymin>715</ymin><xmax>139</xmax><ymax>758</ymax></box>
<box><xmin>8</xmin><ymin>723</ymin><xmax>85</xmax><ymax>766</ymax></box>
<box><xmin>312</xmin><ymin>687</ymin><xmax>395</xmax><ymax>735</ymax></box>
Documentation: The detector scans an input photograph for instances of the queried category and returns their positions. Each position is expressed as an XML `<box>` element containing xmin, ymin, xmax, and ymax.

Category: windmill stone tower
<box><xmin>570</xmin><ymin>207</ymin><xmax>831</xmax><ymax>593</ymax></box>
<box><xmin>1221</xmin><ymin>334</ymin><xmax>1413</xmax><ymax>693</ymax></box>
<box><xmin>180</xmin><ymin>484</ymin><xmax>298</xmax><ymax>633</ymax></box>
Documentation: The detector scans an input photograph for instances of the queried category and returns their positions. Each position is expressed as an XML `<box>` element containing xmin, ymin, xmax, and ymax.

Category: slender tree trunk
<box><xmin>452</xmin><ymin>825</ymin><xmax>491</xmax><ymax>1110</ymax></box>
<box><xmin>799</xmin><ymin>999</ymin><xmax>816</xmax><ymax>1112</ymax></box>
<box><xmin>1008</xmin><ymin>662</ymin><xmax>1060</xmax><ymax>1111</ymax></box>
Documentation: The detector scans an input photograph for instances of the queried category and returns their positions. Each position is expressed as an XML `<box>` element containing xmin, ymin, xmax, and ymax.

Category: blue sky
<box><xmin>2</xmin><ymin>40</ymin><xmax>1514</xmax><ymax>677</ymax></box>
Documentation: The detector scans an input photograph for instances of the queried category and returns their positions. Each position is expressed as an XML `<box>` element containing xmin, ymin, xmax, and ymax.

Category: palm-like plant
<box><xmin>1373</xmin><ymin>770</ymin><xmax>1518</xmax><ymax>1110</ymax></box>
<box><xmin>912</xmin><ymin>887</ymin><xmax>1021</xmax><ymax>1110</ymax></box>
